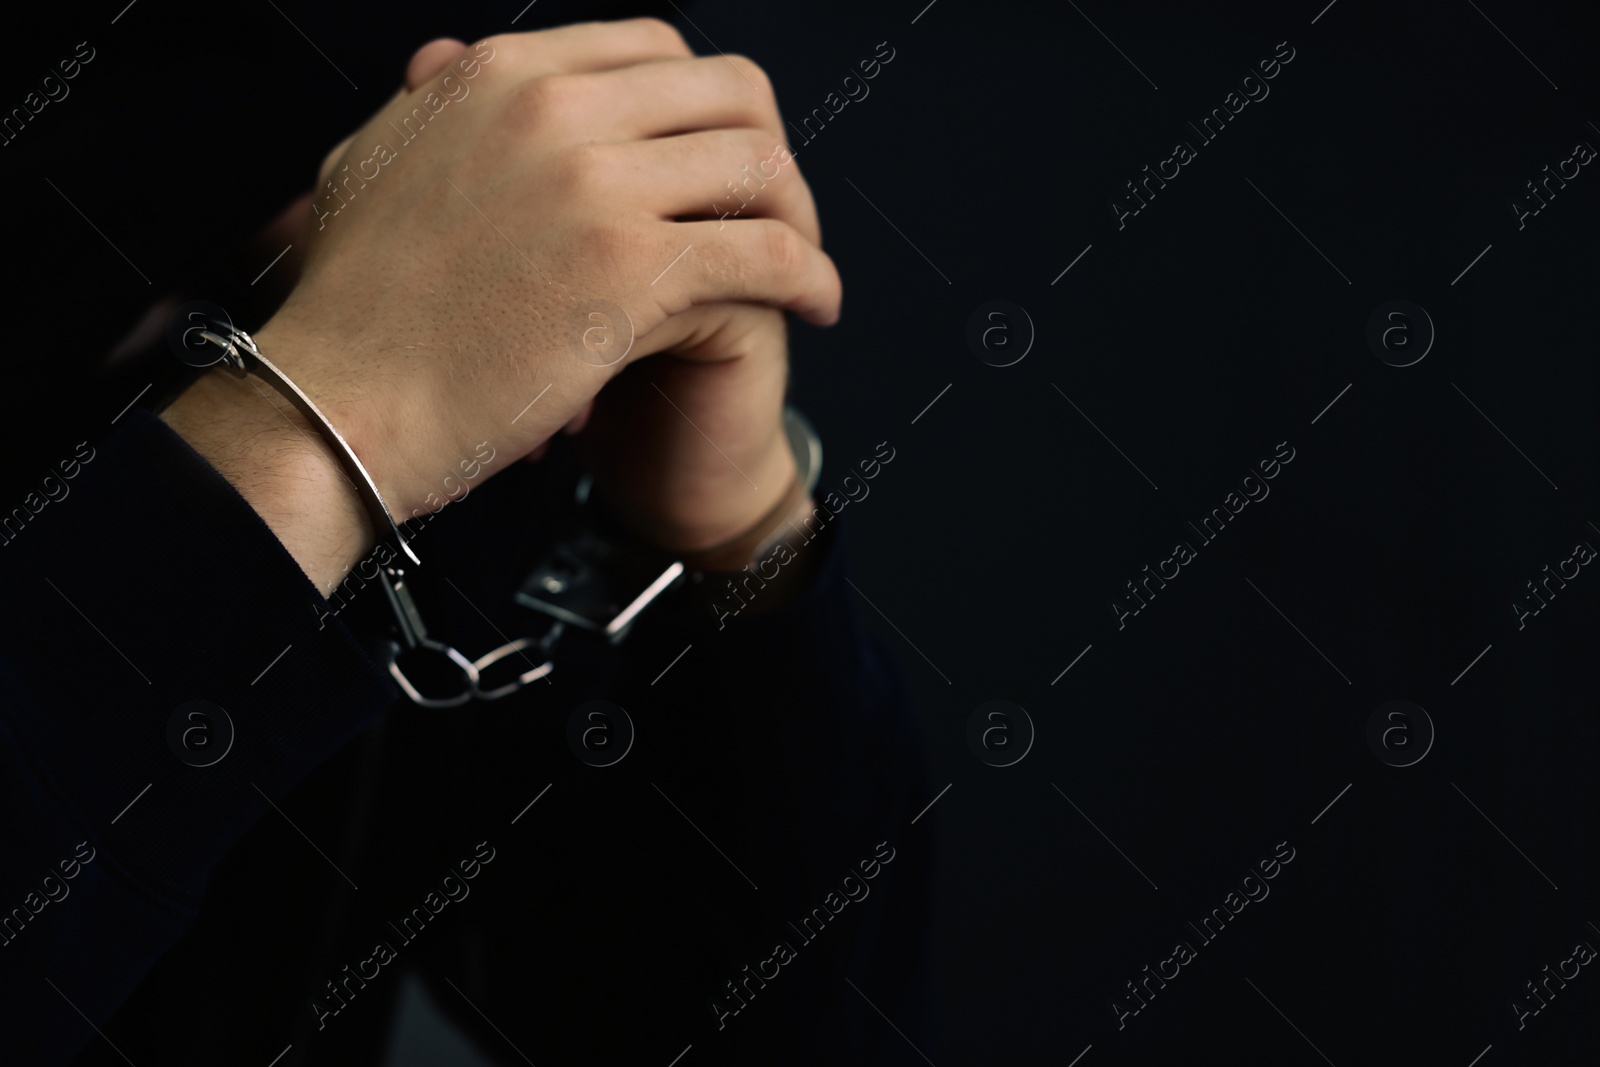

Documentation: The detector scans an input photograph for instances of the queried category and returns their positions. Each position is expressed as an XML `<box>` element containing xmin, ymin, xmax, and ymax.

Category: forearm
<box><xmin>159</xmin><ymin>356</ymin><xmax>372</xmax><ymax>596</ymax></box>
<box><xmin>0</xmin><ymin>408</ymin><xmax>396</xmax><ymax>1062</ymax></box>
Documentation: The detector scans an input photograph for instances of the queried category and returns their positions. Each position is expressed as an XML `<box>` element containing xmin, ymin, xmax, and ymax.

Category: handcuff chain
<box><xmin>386</xmin><ymin>631</ymin><xmax>559</xmax><ymax>707</ymax></box>
<box><xmin>186</xmin><ymin>316</ymin><xmax>819</xmax><ymax>710</ymax></box>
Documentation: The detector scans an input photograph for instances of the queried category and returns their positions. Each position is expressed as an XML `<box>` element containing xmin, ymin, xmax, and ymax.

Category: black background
<box><xmin>3</xmin><ymin>0</ymin><xmax>1596</xmax><ymax>1063</ymax></box>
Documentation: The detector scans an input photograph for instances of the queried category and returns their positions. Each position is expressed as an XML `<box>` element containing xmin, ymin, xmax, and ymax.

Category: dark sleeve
<box><xmin>625</xmin><ymin>515</ymin><xmax>936</xmax><ymax>1061</ymax></box>
<box><xmin>404</xmin><ymin>481</ymin><xmax>935</xmax><ymax>1063</ymax></box>
<box><xmin>0</xmin><ymin>409</ymin><xmax>397</xmax><ymax>1065</ymax></box>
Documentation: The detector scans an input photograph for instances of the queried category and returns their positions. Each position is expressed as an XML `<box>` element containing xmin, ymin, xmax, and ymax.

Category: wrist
<box><xmin>597</xmin><ymin>427</ymin><xmax>800</xmax><ymax>557</ymax></box>
<box><xmin>160</xmin><ymin>366</ymin><xmax>374</xmax><ymax>595</ymax></box>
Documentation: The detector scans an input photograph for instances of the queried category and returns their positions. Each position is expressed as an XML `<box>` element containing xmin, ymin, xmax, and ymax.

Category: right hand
<box><xmin>246</xmin><ymin>19</ymin><xmax>839</xmax><ymax>522</ymax></box>
<box><xmin>168</xmin><ymin>20</ymin><xmax>844</xmax><ymax>588</ymax></box>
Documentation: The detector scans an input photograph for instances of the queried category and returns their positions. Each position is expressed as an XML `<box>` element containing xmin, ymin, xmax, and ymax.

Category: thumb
<box><xmin>405</xmin><ymin>37</ymin><xmax>469</xmax><ymax>91</ymax></box>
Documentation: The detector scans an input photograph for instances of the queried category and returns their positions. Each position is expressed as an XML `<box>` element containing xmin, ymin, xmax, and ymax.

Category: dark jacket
<box><xmin>0</xmin><ymin>409</ymin><xmax>932</xmax><ymax>1065</ymax></box>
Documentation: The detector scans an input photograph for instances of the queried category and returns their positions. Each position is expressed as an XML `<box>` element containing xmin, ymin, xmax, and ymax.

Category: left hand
<box><xmin>494</xmin><ymin>51</ymin><xmax>827</xmax><ymax>555</ymax></box>
<box><xmin>391</xmin><ymin>35</ymin><xmax>826</xmax><ymax>555</ymax></box>
<box><xmin>571</xmin><ymin>300</ymin><xmax>802</xmax><ymax>555</ymax></box>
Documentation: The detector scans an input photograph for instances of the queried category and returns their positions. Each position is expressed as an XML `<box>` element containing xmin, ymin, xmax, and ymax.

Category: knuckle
<box><xmin>586</xmin><ymin>216</ymin><xmax>630</xmax><ymax>258</ymax></box>
<box><xmin>630</xmin><ymin>17</ymin><xmax>692</xmax><ymax>55</ymax></box>
<box><xmin>725</xmin><ymin>54</ymin><xmax>773</xmax><ymax>95</ymax></box>
<box><xmin>586</xmin><ymin>219</ymin><xmax>647</xmax><ymax>281</ymax></box>
<box><xmin>508</xmin><ymin>73</ymin><xmax>580</xmax><ymax>123</ymax></box>
<box><xmin>556</xmin><ymin>142</ymin><xmax>612</xmax><ymax>191</ymax></box>
<box><xmin>747</xmin><ymin>132</ymin><xmax>792</xmax><ymax>175</ymax></box>
<box><xmin>472</xmin><ymin>35</ymin><xmax>512</xmax><ymax>71</ymax></box>
<box><xmin>758</xmin><ymin>221</ymin><xmax>805</xmax><ymax>278</ymax></box>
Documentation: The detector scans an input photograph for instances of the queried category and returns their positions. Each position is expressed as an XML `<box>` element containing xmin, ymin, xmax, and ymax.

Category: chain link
<box><xmin>386</xmin><ymin>622</ymin><xmax>563</xmax><ymax>708</ymax></box>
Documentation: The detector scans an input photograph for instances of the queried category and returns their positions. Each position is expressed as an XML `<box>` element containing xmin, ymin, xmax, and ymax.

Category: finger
<box><xmin>405</xmin><ymin>38</ymin><xmax>468</xmax><ymax>90</ymax></box>
<box><xmin>615</xmin><ymin>130</ymin><xmax>817</xmax><ymax>246</ymax></box>
<box><xmin>318</xmin><ymin>38</ymin><xmax>457</xmax><ymax>186</ymax></box>
<box><xmin>571</xmin><ymin>55</ymin><xmax>783</xmax><ymax>140</ymax></box>
<box><xmin>482</xmin><ymin>17</ymin><xmax>694</xmax><ymax>76</ymax></box>
<box><xmin>642</xmin><ymin>218</ymin><xmax>842</xmax><ymax>330</ymax></box>
<box><xmin>630</xmin><ymin>304</ymin><xmax>784</xmax><ymax>365</ymax></box>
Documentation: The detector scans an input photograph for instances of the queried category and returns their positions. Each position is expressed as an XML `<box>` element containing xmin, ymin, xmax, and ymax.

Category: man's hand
<box><xmin>574</xmin><ymin>304</ymin><xmax>802</xmax><ymax>556</ymax></box>
<box><xmin>395</xmin><ymin>36</ymin><xmax>823</xmax><ymax>559</ymax></box>
<box><xmin>162</xmin><ymin>20</ymin><xmax>841</xmax><ymax>591</ymax></box>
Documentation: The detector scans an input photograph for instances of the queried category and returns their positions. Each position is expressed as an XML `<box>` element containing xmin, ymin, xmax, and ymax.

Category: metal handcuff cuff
<box><xmin>189</xmin><ymin>316</ymin><xmax>822</xmax><ymax>707</ymax></box>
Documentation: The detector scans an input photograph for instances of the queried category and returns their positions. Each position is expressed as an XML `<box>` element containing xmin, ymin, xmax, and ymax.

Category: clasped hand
<box><xmin>164</xmin><ymin>19</ymin><xmax>839</xmax><ymax>592</ymax></box>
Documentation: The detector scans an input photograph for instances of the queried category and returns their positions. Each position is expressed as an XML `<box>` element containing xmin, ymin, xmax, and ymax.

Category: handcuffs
<box><xmin>184</xmin><ymin>315</ymin><xmax>821</xmax><ymax>707</ymax></box>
